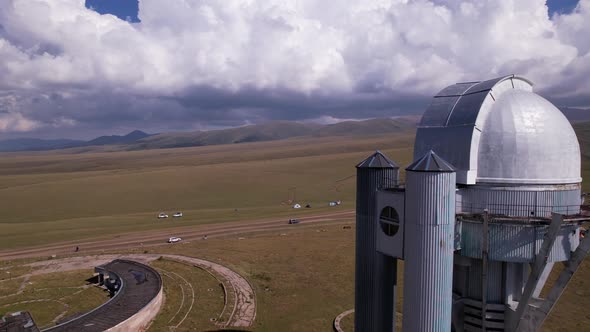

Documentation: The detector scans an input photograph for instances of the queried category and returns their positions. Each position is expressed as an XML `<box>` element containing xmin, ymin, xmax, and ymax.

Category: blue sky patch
<box><xmin>547</xmin><ymin>0</ymin><xmax>579</xmax><ymax>16</ymax></box>
<box><xmin>85</xmin><ymin>0</ymin><xmax>140</xmax><ymax>22</ymax></box>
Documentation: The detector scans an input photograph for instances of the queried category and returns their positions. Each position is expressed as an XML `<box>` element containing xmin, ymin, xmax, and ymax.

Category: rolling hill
<box><xmin>85</xmin><ymin>130</ymin><xmax>152</xmax><ymax>146</ymax></box>
<box><xmin>129</xmin><ymin>117</ymin><xmax>419</xmax><ymax>150</ymax></box>
<box><xmin>0</xmin><ymin>117</ymin><xmax>419</xmax><ymax>153</ymax></box>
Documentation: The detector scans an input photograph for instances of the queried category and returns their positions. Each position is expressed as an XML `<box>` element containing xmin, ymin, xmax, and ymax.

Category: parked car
<box><xmin>158</xmin><ymin>213</ymin><xmax>169</xmax><ymax>219</ymax></box>
<box><xmin>168</xmin><ymin>237</ymin><xmax>182</xmax><ymax>243</ymax></box>
<box><xmin>173</xmin><ymin>212</ymin><xmax>183</xmax><ymax>217</ymax></box>
<box><xmin>288</xmin><ymin>218</ymin><xmax>300</xmax><ymax>224</ymax></box>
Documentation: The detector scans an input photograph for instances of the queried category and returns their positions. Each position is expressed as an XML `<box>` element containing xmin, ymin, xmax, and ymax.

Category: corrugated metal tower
<box><xmin>403</xmin><ymin>151</ymin><xmax>456</xmax><ymax>332</ymax></box>
<box><xmin>355</xmin><ymin>151</ymin><xmax>400</xmax><ymax>332</ymax></box>
<box><xmin>353</xmin><ymin>75</ymin><xmax>590</xmax><ymax>332</ymax></box>
<box><xmin>415</xmin><ymin>75</ymin><xmax>588</xmax><ymax>331</ymax></box>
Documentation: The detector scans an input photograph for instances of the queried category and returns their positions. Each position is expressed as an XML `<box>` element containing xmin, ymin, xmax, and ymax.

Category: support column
<box><xmin>355</xmin><ymin>151</ymin><xmax>400</xmax><ymax>332</ymax></box>
<box><xmin>403</xmin><ymin>150</ymin><xmax>456</xmax><ymax>332</ymax></box>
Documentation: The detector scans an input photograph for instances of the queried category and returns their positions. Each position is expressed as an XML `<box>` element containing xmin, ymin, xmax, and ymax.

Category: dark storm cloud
<box><xmin>4</xmin><ymin>86</ymin><xmax>429</xmax><ymax>139</ymax></box>
<box><xmin>174</xmin><ymin>85</ymin><xmax>429</xmax><ymax>120</ymax></box>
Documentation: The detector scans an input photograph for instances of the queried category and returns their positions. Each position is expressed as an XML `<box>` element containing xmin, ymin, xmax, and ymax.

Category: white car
<box><xmin>168</xmin><ymin>237</ymin><xmax>182</xmax><ymax>243</ymax></box>
<box><xmin>158</xmin><ymin>213</ymin><xmax>169</xmax><ymax>219</ymax></box>
<box><xmin>172</xmin><ymin>212</ymin><xmax>183</xmax><ymax>218</ymax></box>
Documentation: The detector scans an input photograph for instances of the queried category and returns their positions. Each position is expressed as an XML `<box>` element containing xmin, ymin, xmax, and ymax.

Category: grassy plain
<box><xmin>1</xmin><ymin>124</ymin><xmax>590</xmax><ymax>331</ymax></box>
<box><xmin>0</xmin><ymin>221</ymin><xmax>587</xmax><ymax>331</ymax></box>
<box><xmin>3</xmin><ymin>123</ymin><xmax>590</xmax><ymax>250</ymax></box>
<box><xmin>0</xmin><ymin>131</ymin><xmax>415</xmax><ymax>249</ymax></box>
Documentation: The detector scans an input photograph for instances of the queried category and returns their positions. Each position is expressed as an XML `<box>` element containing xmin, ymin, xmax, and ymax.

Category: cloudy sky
<box><xmin>0</xmin><ymin>0</ymin><xmax>589</xmax><ymax>139</ymax></box>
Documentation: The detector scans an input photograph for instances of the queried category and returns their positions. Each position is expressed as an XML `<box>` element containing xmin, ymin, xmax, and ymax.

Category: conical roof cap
<box><xmin>356</xmin><ymin>151</ymin><xmax>399</xmax><ymax>169</ymax></box>
<box><xmin>406</xmin><ymin>150</ymin><xmax>455</xmax><ymax>172</ymax></box>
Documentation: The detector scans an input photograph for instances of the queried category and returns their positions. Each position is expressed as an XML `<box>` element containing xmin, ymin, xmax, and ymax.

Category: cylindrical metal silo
<box><xmin>355</xmin><ymin>151</ymin><xmax>400</xmax><ymax>332</ymax></box>
<box><xmin>402</xmin><ymin>150</ymin><xmax>456</xmax><ymax>332</ymax></box>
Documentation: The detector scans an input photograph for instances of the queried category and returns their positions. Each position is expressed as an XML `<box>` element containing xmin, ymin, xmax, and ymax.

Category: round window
<box><xmin>380</xmin><ymin>207</ymin><xmax>399</xmax><ymax>236</ymax></box>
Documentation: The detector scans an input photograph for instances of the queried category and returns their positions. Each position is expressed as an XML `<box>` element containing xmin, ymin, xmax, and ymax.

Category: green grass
<box><xmin>143</xmin><ymin>222</ymin><xmax>357</xmax><ymax>332</ymax></box>
<box><xmin>1</xmin><ymin>301</ymin><xmax>66</xmax><ymax>329</ymax></box>
<box><xmin>0</xmin><ymin>269</ymin><xmax>109</xmax><ymax>329</ymax></box>
<box><xmin>148</xmin><ymin>258</ymin><xmax>225</xmax><ymax>331</ymax></box>
<box><xmin>539</xmin><ymin>259</ymin><xmax>590</xmax><ymax>332</ymax></box>
<box><xmin>131</xmin><ymin>221</ymin><xmax>590</xmax><ymax>332</ymax></box>
<box><xmin>0</xmin><ymin>265</ymin><xmax>33</xmax><ymax>280</ymax></box>
<box><xmin>0</xmin><ymin>132</ymin><xmax>415</xmax><ymax>249</ymax></box>
<box><xmin>0</xmin><ymin>279</ymin><xmax>22</xmax><ymax>297</ymax></box>
<box><xmin>1</xmin><ymin>221</ymin><xmax>589</xmax><ymax>331</ymax></box>
<box><xmin>2</xmin><ymin>124</ymin><xmax>590</xmax><ymax>331</ymax></box>
<box><xmin>340</xmin><ymin>312</ymin><xmax>354</xmax><ymax>331</ymax></box>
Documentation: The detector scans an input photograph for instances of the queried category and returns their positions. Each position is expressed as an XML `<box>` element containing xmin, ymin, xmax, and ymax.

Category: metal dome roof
<box><xmin>406</xmin><ymin>150</ymin><xmax>455</xmax><ymax>172</ymax></box>
<box><xmin>477</xmin><ymin>89</ymin><xmax>580</xmax><ymax>184</ymax></box>
<box><xmin>414</xmin><ymin>75</ymin><xmax>581</xmax><ymax>185</ymax></box>
<box><xmin>356</xmin><ymin>151</ymin><xmax>399</xmax><ymax>169</ymax></box>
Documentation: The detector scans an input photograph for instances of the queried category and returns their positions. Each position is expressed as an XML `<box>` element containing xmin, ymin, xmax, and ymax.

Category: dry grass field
<box><xmin>0</xmin><ymin>131</ymin><xmax>415</xmax><ymax>249</ymax></box>
<box><xmin>148</xmin><ymin>258</ymin><xmax>225</xmax><ymax>331</ymax></box>
<box><xmin>0</xmin><ymin>269</ymin><xmax>109</xmax><ymax>329</ymax></box>
<box><xmin>143</xmin><ymin>223</ymin><xmax>357</xmax><ymax>332</ymax></box>
<box><xmin>0</xmin><ymin>221</ymin><xmax>586</xmax><ymax>331</ymax></box>
<box><xmin>1</xmin><ymin>125</ymin><xmax>590</xmax><ymax>331</ymax></box>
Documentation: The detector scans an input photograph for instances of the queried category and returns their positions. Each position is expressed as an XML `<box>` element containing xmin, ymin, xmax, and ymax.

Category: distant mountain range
<box><xmin>0</xmin><ymin>138</ymin><xmax>85</xmax><ymax>152</ymax></box>
<box><xmin>1</xmin><ymin>108</ymin><xmax>588</xmax><ymax>153</ymax></box>
<box><xmin>0</xmin><ymin>130</ymin><xmax>152</xmax><ymax>152</ymax></box>
<box><xmin>559</xmin><ymin>107</ymin><xmax>590</xmax><ymax>123</ymax></box>
<box><xmin>85</xmin><ymin>130</ymin><xmax>151</xmax><ymax>146</ymax></box>
<box><xmin>0</xmin><ymin>117</ymin><xmax>419</xmax><ymax>153</ymax></box>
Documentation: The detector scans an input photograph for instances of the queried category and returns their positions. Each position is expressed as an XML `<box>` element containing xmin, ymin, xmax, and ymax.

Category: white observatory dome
<box><xmin>477</xmin><ymin>89</ymin><xmax>581</xmax><ymax>184</ymax></box>
<box><xmin>414</xmin><ymin>75</ymin><xmax>582</xmax><ymax>185</ymax></box>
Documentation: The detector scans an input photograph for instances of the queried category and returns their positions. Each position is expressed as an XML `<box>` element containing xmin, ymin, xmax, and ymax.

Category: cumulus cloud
<box><xmin>0</xmin><ymin>0</ymin><xmax>589</xmax><ymax>137</ymax></box>
<box><xmin>0</xmin><ymin>95</ymin><xmax>41</xmax><ymax>132</ymax></box>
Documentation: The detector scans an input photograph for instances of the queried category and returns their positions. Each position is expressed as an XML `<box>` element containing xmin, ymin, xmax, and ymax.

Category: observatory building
<box><xmin>355</xmin><ymin>75</ymin><xmax>590</xmax><ymax>332</ymax></box>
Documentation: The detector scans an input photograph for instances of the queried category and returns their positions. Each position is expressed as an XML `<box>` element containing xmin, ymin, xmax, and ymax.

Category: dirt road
<box><xmin>0</xmin><ymin>210</ymin><xmax>355</xmax><ymax>261</ymax></box>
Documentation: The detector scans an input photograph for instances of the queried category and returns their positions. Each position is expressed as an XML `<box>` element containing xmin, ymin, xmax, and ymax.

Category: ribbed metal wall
<box><xmin>460</xmin><ymin>220</ymin><xmax>579</xmax><ymax>262</ymax></box>
<box><xmin>504</xmin><ymin>262</ymin><xmax>527</xmax><ymax>303</ymax></box>
<box><xmin>355</xmin><ymin>167</ymin><xmax>399</xmax><ymax>332</ymax></box>
<box><xmin>403</xmin><ymin>171</ymin><xmax>455</xmax><ymax>332</ymax></box>
<box><xmin>457</xmin><ymin>185</ymin><xmax>581</xmax><ymax>217</ymax></box>
<box><xmin>466</xmin><ymin>259</ymin><xmax>503</xmax><ymax>302</ymax></box>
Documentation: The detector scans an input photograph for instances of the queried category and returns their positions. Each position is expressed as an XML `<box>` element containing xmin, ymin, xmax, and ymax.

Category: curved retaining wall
<box><xmin>333</xmin><ymin>309</ymin><xmax>354</xmax><ymax>332</ymax></box>
<box><xmin>43</xmin><ymin>259</ymin><xmax>163</xmax><ymax>332</ymax></box>
<box><xmin>43</xmin><ymin>270</ymin><xmax>126</xmax><ymax>332</ymax></box>
<box><xmin>106</xmin><ymin>285</ymin><xmax>163</xmax><ymax>332</ymax></box>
